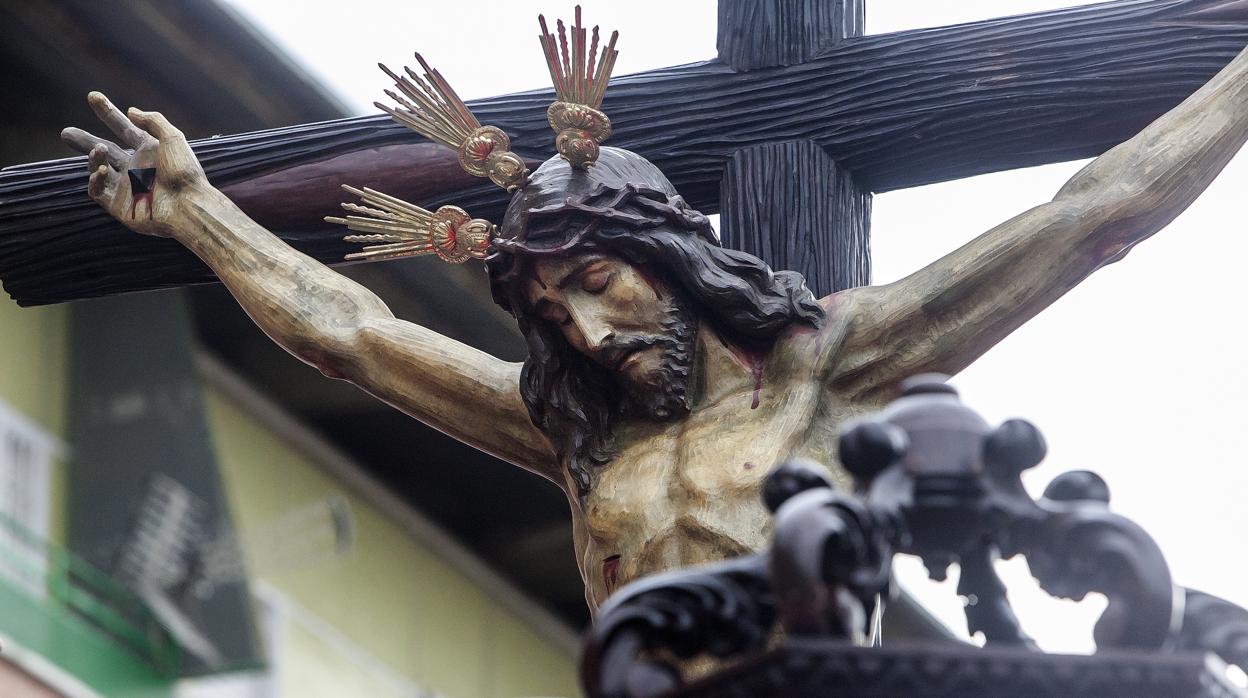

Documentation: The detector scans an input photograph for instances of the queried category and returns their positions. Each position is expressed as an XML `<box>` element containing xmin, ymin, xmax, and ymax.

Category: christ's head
<box><xmin>522</xmin><ymin>252</ymin><xmax>696</xmax><ymax>422</ymax></box>
<box><xmin>486</xmin><ymin>147</ymin><xmax>825</xmax><ymax>496</ymax></box>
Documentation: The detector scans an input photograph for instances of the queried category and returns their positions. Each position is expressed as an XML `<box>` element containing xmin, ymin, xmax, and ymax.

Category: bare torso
<box><xmin>570</xmin><ymin>297</ymin><xmax>881</xmax><ymax>608</ymax></box>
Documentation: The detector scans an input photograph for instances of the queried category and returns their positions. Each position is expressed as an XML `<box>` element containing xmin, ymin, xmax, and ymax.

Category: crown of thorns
<box><xmin>327</xmin><ymin>6</ymin><xmax>623</xmax><ymax>265</ymax></box>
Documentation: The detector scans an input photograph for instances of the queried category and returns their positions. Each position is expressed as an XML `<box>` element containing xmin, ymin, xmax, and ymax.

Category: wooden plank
<box><xmin>717</xmin><ymin>0</ymin><xmax>869</xmax><ymax>297</ymax></box>
<box><xmin>717</xmin><ymin>0</ymin><xmax>865</xmax><ymax>69</ymax></box>
<box><xmin>3</xmin><ymin>0</ymin><xmax>1247</xmax><ymax>304</ymax></box>
<box><xmin>720</xmin><ymin>140</ymin><xmax>871</xmax><ymax>296</ymax></box>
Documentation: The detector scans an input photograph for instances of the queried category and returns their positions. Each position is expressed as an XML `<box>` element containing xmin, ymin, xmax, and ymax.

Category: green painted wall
<box><xmin>0</xmin><ymin>570</ymin><xmax>174</xmax><ymax>698</ymax></box>
<box><xmin>204</xmin><ymin>386</ymin><xmax>581</xmax><ymax>698</ymax></box>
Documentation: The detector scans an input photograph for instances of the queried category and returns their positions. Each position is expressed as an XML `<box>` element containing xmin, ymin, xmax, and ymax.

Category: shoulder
<box><xmin>771</xmin><ymin>288</ymin><xmax>872</xmax><ymax>378</ymax></box>
<box><xmin>817</xmin><ymin>287</ymin><xmax>874</xmax><ymax>343</ymax></box>
<box><xmin>808</xmin><ymin>285</ymin><xmax>878</xmax><ymax>377</ymax></box>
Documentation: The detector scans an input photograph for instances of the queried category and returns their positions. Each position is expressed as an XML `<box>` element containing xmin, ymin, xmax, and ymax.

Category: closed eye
<box><xmin>581</xmin><ymin>268</ymin><xmax>611</xmax><ymax>293</ymax></box>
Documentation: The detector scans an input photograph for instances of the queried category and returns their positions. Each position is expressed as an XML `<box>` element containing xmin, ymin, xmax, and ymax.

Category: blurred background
<box><xmin>1</xmin><ymin>0</ymin><xmax>1247</xmax><ymax>696</ymax></box>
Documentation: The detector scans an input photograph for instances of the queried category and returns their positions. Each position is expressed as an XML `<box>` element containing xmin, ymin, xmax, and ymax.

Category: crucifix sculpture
<box><xmin>6</xmin><ymin>1</ymin><xmax>1248</xmax><ymax>616</ymax></box>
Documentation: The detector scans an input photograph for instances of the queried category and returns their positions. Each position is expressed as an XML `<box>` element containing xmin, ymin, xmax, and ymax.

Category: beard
<box><xmin>608</xmin><ymin>294</ymin><xmax>698</xmax><ymax>422</ymax></box>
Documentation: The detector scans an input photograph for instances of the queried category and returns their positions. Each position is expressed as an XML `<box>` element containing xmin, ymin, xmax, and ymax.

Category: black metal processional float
<box><xmin>582</xmin><ymin>374</ymin><xmax>1248</xmax><ymax>697</ymax></box>
<box><xmin>5</xmin><ymin>0</ymin><xmax>1248</xmax><ymax>695</ymax></box>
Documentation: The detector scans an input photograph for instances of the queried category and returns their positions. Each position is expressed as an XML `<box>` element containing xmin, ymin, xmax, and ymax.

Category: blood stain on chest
<box><xmin>602</xmin><ymin>554</ymin><xmax>622</xmax><ymax>594</ymax></box>
<box><xmin>725</xmin><ymin>344</ymin><xmax>767</xmax><ymax>410</ymax></box>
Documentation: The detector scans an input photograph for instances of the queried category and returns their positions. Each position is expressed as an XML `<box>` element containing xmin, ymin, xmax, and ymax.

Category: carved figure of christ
<box><xmin>61</xmin><ymin>40</ymin><xmax>1248</xmax><ymax>611</ymax></box>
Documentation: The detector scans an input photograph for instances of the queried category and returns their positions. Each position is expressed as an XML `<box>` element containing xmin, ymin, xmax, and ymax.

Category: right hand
<box><xmin>61</xmin><ymin>92</ymin><xmax>207</xmax><ymax>238</ymax></box>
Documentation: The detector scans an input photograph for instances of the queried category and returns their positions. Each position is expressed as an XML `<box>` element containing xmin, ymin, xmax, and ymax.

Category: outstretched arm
<box><xmin>829</xmin><ymin>43</ymin><xmax>1248</xmax><ymax>400</ymax></box>
<box><xmin>63</xmin><ymin>93</ymin><xmax>559</xmax><ymax>481</ymax></box>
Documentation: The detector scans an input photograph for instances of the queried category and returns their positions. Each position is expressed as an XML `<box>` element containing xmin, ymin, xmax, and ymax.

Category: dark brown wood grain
<box><xmin>3</xmin><ymin>0</ymin><xmax>1248</xmax><ymax>305</ymax></box>
<box><xmin>717</xmin><ymin>0</ymin><xmax>869</xmax><ymax>297</ymax></box>
<box><xmin>717</xmin><ymin>0</ymin><xmax>865</xmax><ymax>70</ymax></box>
<box><xmin>720</xmin><ymin>140</ymin><xmax>872</xmax><ymax>297</ymax></box>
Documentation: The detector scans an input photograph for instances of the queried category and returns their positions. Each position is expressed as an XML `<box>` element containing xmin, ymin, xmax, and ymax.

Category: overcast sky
<box><xmin>221</xmin><ymin>0</ymin><xmax>1248</xmax><ymax>656</ymax></box>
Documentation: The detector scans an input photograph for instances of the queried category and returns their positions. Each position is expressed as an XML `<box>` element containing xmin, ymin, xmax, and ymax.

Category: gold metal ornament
<box><xmin>375</xmin><ymin>55</ymin><xmax>529</xmax><ymax>192</ymax></box>
<box><xmin>347</xmin><ymin>6</ymin><xmax>625</xmax><ymax>266</ymax></box>
<box><xmin>539</xmin><ymin>7</ymin><xmax>619</xmax><ymax>168</ymax></box>
<box><xmin>327</xmin><ymin>185</ymin><xmax>496</xmax><ymax>264</ymax></box>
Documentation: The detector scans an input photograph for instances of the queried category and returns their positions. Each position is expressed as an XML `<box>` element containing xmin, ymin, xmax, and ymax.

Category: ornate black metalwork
<box><xmin>845</xmin><ymin>374</ymin><xmax>1177</xmax><ymax>651</ymax></box>
<box><xmin>580</xmin><ymin>374</ymin><xmax>1248</xmax><ymax>698</ymax></box>
<box><xmin>580</xmin><ymin>554</ymin><xmax>774</xmax><ymax>698</ymax></box>
<box><xmin>766</xmin><ymin>462</ymin><xmax>898</xmax><ymax>642</ymax></box>
<box><xmin>676</xmin><ymin>642</ymin><xmax>1247</xmax><ymax>698</ymax></box>
<box><xmin>1178</xmin><ymin>589</ymin><xmax>1248</xmax><ymax>671</ymax></box>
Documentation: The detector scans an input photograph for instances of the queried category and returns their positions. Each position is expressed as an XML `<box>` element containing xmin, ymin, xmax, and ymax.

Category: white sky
<box><xmin>221</xmin><ymin>0</ymin><xmax>1248</xmax><ymax>654</ymax></box>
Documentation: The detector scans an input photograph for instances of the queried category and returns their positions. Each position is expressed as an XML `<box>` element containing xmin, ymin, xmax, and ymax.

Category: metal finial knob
<box><xmin>900</xmin><ymin>373</ymin><xmax>957</xmax><ymax>397</ymax></box>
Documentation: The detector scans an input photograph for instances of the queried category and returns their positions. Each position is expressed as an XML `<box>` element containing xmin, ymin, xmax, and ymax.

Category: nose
<box><xmin>566</xmin><ymin>301</ymin><xmax>614</xmax><ymax>352</ymax></box>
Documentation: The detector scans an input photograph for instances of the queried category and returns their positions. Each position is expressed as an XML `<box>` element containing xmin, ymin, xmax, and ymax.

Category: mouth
<box><xmin>601</xmin><ymin>345</ymin><xmax>644</xmax><ymax>371</ymax></box>
<box><xmin>600</xmin><ymin>336</ymin><xmax>664</xmax><ymax>372</ymax></box>
<box><xmin>602</xmin><ymin>347</ymin><xmax>633</xmax><ymax>370</ymax></box>
<box><xmin>617</xmin><ymin>350</ymin><xmax>643</xmax><ymax>371</ymax></box>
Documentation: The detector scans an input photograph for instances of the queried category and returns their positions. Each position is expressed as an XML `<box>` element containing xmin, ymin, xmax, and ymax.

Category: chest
<box><xmin>585</xmin><ymin>380</ymin><xmax>830</xmax><ymax>537</ymax></box>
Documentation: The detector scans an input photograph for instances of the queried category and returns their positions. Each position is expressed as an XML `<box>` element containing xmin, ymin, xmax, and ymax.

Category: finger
<box><xmin>60</xmin><ymin>127</ymin><xmax>128</xmax><ymax>167</ymax></box>
<box><xmin>87</xmin><ymin>91</ymin><xmax>152</xmax><ymax>149</ymax></box>
<box><xmin>88</xmin><ymin>164</ymin><xmax>116</xmax><ymax>201</ymax></box>
<box><xmin>88</xmin><ymin>144</ymin><xmax>111</xmax><ymax>173</ymax></box>
<box><xmin>127</xmin><ymin>108</ymin><xmax>185</xmax><ymax>143</ymax></box>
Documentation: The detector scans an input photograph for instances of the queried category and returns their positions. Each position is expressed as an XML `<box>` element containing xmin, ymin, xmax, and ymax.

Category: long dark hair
<box><xmin>486</xmin><ymin>148</ymin><xmax>824</xmax><ymax>497</ymax></box>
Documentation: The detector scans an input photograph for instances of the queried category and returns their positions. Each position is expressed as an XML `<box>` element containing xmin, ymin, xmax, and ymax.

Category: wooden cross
<box><xmin>2</xmin><ymin>0</ymin><xmax>1248</xmax><ymax>304</ymax></box>
<box><xmin>717</xmin><ymin>0</ymin><xmax>871</xmax><ymax>294</ymax></box>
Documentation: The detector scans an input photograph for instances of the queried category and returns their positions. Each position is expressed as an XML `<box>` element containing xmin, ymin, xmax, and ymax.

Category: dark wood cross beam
<box><xmin>717</xmin><ymin>0</ymin><xmax>872</xmax><ymax>295</ymax></box>
<box><xmin>2</xmin><ymin>0</ymin><xmax>1247</xmax><ymax>305</ymax></box>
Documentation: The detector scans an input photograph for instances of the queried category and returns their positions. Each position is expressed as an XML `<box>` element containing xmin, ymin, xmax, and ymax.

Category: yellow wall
<box><xmin>0</xmin><ymin>296</ymin><xmax>579</xmax><ymax>697</ymax></box>
<box><xmin>0</xmin><ymin>297</ymin><xmax>68</xmax><ymax>545</ymax></box>
<box><xmin>0</xmin><ymin>298</ymin><xmax>67</xmax><ymax>436</ymax></box>
<box><xmin>204</xmin><ymin>386</ymin><xmax>580</xmax><ymax>698</ymax></box>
